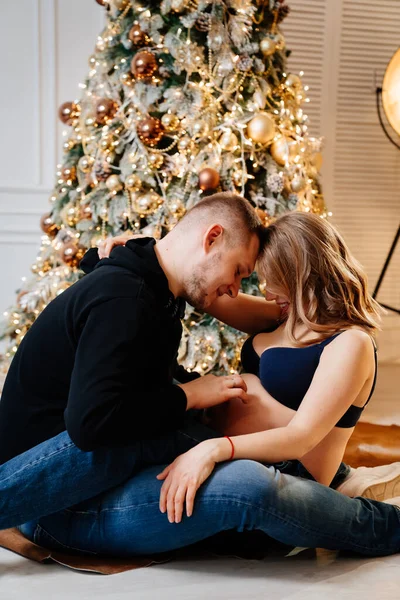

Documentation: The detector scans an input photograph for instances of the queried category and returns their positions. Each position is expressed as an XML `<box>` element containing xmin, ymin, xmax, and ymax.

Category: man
<box><xmin>0</xmin><ymin>193</ymin><xmax>399</xmax><ymax>557</ymax></box>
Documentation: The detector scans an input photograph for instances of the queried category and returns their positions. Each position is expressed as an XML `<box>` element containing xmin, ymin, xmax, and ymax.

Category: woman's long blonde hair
<box><xmin>257</xmin><ymin>211</ymin><xmax>384</xmax><ymax>345</ymax></box>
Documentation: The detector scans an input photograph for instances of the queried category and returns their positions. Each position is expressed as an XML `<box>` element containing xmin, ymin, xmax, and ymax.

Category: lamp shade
<box><xmin>382</xmin><ymin>47</ymin><xmax>400</xmax><ymax>135</ymax></box>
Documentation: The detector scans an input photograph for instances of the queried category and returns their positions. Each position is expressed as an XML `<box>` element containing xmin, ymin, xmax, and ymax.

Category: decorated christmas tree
<box><xmin>0</xmin><ymin>0</ymin><xmax>326</xmax><ymax>379</ymax></box>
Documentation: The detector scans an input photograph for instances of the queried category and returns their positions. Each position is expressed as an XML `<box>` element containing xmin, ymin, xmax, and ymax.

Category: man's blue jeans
<box><xmin>0</xmin><ymin>411</ymin><xmax>398</xmax><ymax>557</ymax></box>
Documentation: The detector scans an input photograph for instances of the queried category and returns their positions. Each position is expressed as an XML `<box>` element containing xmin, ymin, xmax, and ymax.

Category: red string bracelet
<box><xmin>224</xmin><ymin>435</ymin><xmax>235</xmax><ymax>460</ymax></box>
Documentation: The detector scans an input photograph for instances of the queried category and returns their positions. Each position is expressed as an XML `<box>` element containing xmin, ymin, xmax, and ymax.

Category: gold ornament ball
<box><xmin>290</xmin><ymin>174</ymin><xmax>307</xmax><ymax>193</ymax></box>
<box><xmin>78</xmin><ymin>155</ymin><xmax>95</xmax><ymax>173</ymax></box>
<box><xmin>161</xmin><ymin>113</ymin><xmax>180</xmax><ymax>131</ymax></box>
<box><xmin>219</xmin><ymin>129</ymin><xmax>238</xmax><ymax>151</ymax></box>
<box><xmin>260</xmin><ymin>38</ymin><xmax>276</xmax><ymax>56</ymax></box>
<box><xmin>58</xmin><ymin>102</ymin><xmax>80</xmax><ymax>125</ymax></box>
<box><xmin>125</xmin><ymin>174</ymin><xmax>142</xmax><ymax>191</ymax></box>
<box><xmin>137</xmin><ymin>117</ymin><xmax>164</xmax><ymax>147</ymax></box>
<box><xmin>148</xmin><ymin>153</ymin><xmax>164</xmax><ymax>169</ymax></box>
<box><xmin>40</xmin><ymin>213</ymin><xmax>59</xmax><ymax>238</ymax></box>
<box><xmin>132</xmin><ymin>191</ymin><xmax>162</xmax><ymax>215</ymax></box>
<box><xmin>105</xmin><ymin>174</ymin><xmax>123</xmax><ymax>192</ymax></box>
<box><xmin>270</xmin><ymin>136</ymin><xmax>299</xmax><ymax>166</ymax></box>
<box><xmin>131</xmin><ymin>51</ymin><xmax>157</xmax><ymax>80</ymax></box>
<box><xmin>285</xmin><ymin>73</ymin><xmax>302</xmax><ymax>90</ymax></box>
<box><xmin>247</xmin><ymin>112</ymin><xmax>276</xmax><ymax>145</ymax></box>
<box><xmin>95</xmin><ymin>98</ymin><xmax>118</xmax><ymax>125</ymax></box>
<box><xmin>128</xmin><ymin>24</ymin><xmax>149</xmax><ymax>46</ymax></box>
<box><xmin>199</xmin><ymin>167</ymin><xmax>220</xmax><ymax>191</ymax></box>
<box><xmin>89</xmin><ymin>54</ymin><xmax>97</xmax><ymax>67</ymax></box>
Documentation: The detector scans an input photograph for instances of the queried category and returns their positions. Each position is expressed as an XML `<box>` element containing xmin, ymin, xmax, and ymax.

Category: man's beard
<box><xmin>182</xmin><ymin>253</ymin><xmax>221</xmax><ymax>309</ymax></box>
<box><xmin>183</xmin><ymin>267</ymin><xmax>210</xmax><ymax>309</ymax></box>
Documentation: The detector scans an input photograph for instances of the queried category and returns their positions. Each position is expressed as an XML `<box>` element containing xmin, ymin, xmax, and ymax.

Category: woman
<box><xmin>156</xmin><ymin>211</ymin><xmax>386</xmax><ymax>524</ymax></box>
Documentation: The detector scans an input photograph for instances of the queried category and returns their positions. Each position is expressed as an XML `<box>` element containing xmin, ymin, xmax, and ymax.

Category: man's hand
<box><xmin>178</xmin><ymin>373</ymin><xmax>249</xmax><ymax>411</ymax></box>
<box><xmin>97</xmin><ymin>234</ymin><xmax>145</xmax><ymax>259</ymax></box>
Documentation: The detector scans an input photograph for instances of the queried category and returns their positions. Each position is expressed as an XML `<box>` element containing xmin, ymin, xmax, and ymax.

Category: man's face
<box><xmin>183</xmin><ymin>233</ymin><xmax>259</xmax><ymax>310</ymax></box>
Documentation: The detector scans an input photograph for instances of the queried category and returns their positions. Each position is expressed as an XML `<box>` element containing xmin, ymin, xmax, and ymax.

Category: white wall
<box><xmin>0</xmin><ymin>0</ymin><xmax>399</xmax><ymax>358</ymax></box>
<box><xmin>0</xmin><ymin>0</ymin><xmax>102</xmax><ymax>310</ymax></box>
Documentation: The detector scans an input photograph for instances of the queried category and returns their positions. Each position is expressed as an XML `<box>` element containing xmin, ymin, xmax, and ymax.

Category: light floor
<box><xmin>1</xmin><ymin>362</ymin><xmax>399</xmax><ymax>597</ymax></box>
<box><xmin>1</xmin><ymin>547</ymin><xmax>400</xmax><ymax>600</ymax></box>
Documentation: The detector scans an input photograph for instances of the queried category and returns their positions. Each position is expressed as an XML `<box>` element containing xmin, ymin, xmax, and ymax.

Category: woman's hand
<box><xmin>156</xmin><ymin>438</ymin><xmax>228</xmax><ymax>523</ymax></box>
<box><xmin>97</xmin><ymin>233</ymin><xmax>145</xmax><ymax>259</ymax></box>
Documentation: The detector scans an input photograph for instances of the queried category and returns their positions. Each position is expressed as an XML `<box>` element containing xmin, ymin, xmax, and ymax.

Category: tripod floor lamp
<box><xmin>375</xmin><ymin>47</ymin><xmax>400</xmax><ymax>315</ymax></box>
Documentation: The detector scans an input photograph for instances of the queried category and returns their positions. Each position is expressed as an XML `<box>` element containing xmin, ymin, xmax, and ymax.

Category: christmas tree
<box><xmin>0</xmin><ymin>0</ymin><xmax>326</xmax><ymax>379</ymax></box>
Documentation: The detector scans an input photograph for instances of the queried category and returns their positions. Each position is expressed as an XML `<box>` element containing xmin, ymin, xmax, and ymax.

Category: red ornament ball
<box><xmin>58</xmin><ymin>102</ymin><xmax>80</xmax><ymax>125</ymax></box>
<box><xmin>95</xmin><ymin>98</ymin><xmax>118</xmax><ymax>125</ymax></box>
<box><xmin>131</xmin><ymin>51</ymin><xmax>157</xmax><ymax>80</ymax></box>
<box><xmin>199</xmin><ymin>168</ymin><xmax>220</xmax><ymax>191</ymax></box>
<box><xmin>137</xmin><ymin>117</ymin><xmax>164</xmax><ymax>147</ymax></box>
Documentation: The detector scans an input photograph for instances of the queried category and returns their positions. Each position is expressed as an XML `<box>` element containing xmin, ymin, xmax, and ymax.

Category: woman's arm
<box><xmin>211</xmin><ymin>330</ymin><xmax>373</xmax><ymax>463</ymax></box>
<box><xmin>206</xmin><ymin>292</ymin><xmax>280</xmax><ymax>334</ymax></box>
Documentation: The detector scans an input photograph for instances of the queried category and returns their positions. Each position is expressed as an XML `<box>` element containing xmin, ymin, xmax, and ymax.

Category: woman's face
<box><xmin>264</xmin><ymin>285</ymin><xmax>290</xmax><ymax>318</ymax></box>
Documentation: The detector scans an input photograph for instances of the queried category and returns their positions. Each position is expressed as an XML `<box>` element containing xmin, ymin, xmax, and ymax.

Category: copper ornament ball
<box><xmin>137</xmin><ymin>117</ymin><xmax>164</xmax><ymax>147</ymax></box>
<box><xmin>199</xmin><ymin>168</ymin><xmax>220</xmax><ymax>191</ymax></box>
<box><xmin>40</xmin><ymin>213</ymin><xmax>59</xmax><ymax>238</ymax></box>
<box><xmin>128</xmin><ymin>24</ymin><xmax>149</xmax><ymax>47</ymax></box>
<box><xmin>58</xmin><ymin>101</ymin><xmax>80</xmax><ymax>125</ymax></box>
<box><xmin>61</xmin><ymin>243</ymin><xmax>86</xmax><ymax>267</ymax></box>
<box><xmin>95</xmin><ymin>0</ymin><xmax>108</xmax><ymax>5</ymax></box>
<box><xmin>259</xmin><ymin>38</ymin><xmax>276</xmax><ymax>56</ymax></box>
<box><xmin>131</xmin><ymin>51</ymin><xmax>157</xmax><ymax>80</ymax></box>
<box><xmin>95</xmin><ymin>98</ymin><xmax>118</xmax><ymax>125</ymax></box>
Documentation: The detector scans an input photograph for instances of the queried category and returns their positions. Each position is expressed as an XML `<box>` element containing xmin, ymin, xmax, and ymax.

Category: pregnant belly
<box><xmin>206</xmin><ymin>373</ymin><xmax>296</xmax><ymax>437</ymax></box>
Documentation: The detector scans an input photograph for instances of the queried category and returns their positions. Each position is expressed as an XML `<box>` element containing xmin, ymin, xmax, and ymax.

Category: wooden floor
<box><xmin>344</xmin><ymin>363</ymin><xmax>400</xmax><ymax>467</ymax></box>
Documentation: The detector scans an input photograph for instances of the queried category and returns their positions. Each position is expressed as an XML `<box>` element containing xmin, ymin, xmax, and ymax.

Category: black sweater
<box><xmin>0</xmin><ymin>238</ymin><xmax>194</xmax><ymax>464</ymax></box>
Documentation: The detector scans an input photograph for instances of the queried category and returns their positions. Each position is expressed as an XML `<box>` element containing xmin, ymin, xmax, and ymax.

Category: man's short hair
<box><xmin>177</xmin><ymin>192</ymin><xmax>265</xmax><ymax>251</ymax></box>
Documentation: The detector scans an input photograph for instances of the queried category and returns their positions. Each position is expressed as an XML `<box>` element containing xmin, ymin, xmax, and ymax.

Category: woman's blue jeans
<box><xmin>0</xmin><ymin>410</ymin><xmax>398</xmax><ymax>558</ymax></box>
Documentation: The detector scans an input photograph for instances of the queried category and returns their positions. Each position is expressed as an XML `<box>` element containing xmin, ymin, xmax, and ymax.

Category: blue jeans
<box><xmin>0</xmin><ymin>411</ymin><xmax>398</xmax><ymax>557</ymax></box>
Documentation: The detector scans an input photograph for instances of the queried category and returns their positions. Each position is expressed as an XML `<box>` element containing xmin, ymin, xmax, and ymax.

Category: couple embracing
<box><xmin>0</xmin><ymin>192</ymin><xmax>399</xmax><ymax>558</ymax></box>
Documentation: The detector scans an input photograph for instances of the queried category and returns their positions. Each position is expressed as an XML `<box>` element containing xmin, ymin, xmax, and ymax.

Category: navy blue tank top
<box><xmin>240</xmin><ymin>330</ymin><xmax>377</xmax><ymax>428</ymax></box>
